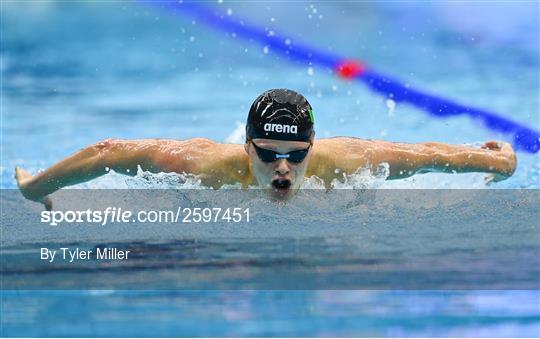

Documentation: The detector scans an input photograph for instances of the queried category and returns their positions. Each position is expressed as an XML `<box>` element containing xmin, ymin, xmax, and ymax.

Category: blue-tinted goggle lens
<box><xmin>252</xmin><ymin>142</ymin><xmax>310</xmax><ymax>163</ymax></box>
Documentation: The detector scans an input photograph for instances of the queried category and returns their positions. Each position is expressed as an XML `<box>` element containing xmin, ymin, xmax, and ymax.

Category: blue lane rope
<box><xmin>141</xmin><ymin>0</ymin><xmax>540</xmax><ymax>153</ymax></box>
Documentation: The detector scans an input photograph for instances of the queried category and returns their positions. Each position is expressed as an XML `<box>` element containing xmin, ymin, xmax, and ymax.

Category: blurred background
<box><xmin>1</xmin><ymin>0</ymin><xmax>539</xmax><ymax>188</ymax></box>
<box><xmin>1</xmin><ymin>1</ymin><xmax>539</xmax><ymax>337</ymax></box>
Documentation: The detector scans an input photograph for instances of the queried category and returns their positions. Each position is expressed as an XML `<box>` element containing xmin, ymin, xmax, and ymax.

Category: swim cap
<box><xmin>246</xmin><ymin>89</ymin><xmax>314</xmax><ymax>142</ymax></box>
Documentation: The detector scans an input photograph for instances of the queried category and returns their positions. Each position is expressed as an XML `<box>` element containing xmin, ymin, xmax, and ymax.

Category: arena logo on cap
<box><xmin>264</xmin><ymin>123</ymin><xmax>298</xmax><ymax>134</ymax></box>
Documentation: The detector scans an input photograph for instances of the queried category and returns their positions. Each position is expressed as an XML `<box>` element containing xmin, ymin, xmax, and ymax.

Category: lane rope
<box><xmin>142</xmin><ymin>0</ymin><xmax>540</xmax><ymax>153</ymax></box>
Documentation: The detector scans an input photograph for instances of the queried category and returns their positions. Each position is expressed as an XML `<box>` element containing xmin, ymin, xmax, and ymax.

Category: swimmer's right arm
<box><xmin>15</xmin><ymin>139</ymin><xmax>167</xmax><ymax>207</ymax></box>
<box><xmin>15</xmin><ymin>138</ymin><xmax>246</xmax><ymax>209</ymax></box>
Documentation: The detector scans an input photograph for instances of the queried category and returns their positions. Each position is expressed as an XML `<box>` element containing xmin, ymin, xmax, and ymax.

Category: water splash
<box><xmin>71</xmin><ymin>159</ymin><xmax>493</xmax><ymax>191</ymax></box>
<box><xmin>224</xmin><ymin>121</ymin><xmax>246</xmax><ymax>144</ymax></box>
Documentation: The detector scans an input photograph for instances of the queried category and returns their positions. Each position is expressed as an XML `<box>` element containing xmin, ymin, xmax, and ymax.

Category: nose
<box><xmin>274</xmin><ymin>159</ymin><xmax>291</xmax><ymax>176</ymax></box>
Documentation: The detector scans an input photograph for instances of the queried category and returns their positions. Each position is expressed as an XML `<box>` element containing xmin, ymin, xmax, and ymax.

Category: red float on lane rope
<box><xmin>336</xmin><ymin>60</ymin><xmax>366</xmax><ymax>79</ymax></box>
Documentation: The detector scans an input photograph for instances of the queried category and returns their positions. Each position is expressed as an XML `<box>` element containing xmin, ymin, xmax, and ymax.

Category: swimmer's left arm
<box><xmin>312</xmin><ymin>138</ymin><xmax>517</xmax><ymax>182</ymax></box>
<box><xmin>360</xmin><ymin>139</ymin><xmax>517</xmax><ymax>180</ymax></box>
<box><xmin>374</xmin><ymin>141</ymin><xmax>516</xmax><ymax>181</ymax></box>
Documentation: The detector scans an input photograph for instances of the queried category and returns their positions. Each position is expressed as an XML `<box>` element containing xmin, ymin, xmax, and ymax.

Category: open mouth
<box><xmin>271</xmin><ymin>179</ymin><xmax>291</xmax><ymax>194</ymax></box>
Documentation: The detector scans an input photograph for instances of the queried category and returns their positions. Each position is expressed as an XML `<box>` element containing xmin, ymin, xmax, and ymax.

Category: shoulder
<box><xmin>314</xmin><ymin>136</ymin><xmax>370</xmax><ymax>145</ymax></box>
<box><xmin>313</xmin><ymin>137</ymin><xmax>373</xmax><ymax>154</ymax></box>
<box><xmin>307</xmin><ymin>137</ymin><xmax>374</xmax><ymax>178</ymax></box>
<box><xmin>148</xmin><ymin>138</ymin><xmax>239</xmax><ymax>156</ymax></box>
<box><xmin>150</xmin><ymin>138</ymin><xmax>248</xmax><ymax>172</ymax></box>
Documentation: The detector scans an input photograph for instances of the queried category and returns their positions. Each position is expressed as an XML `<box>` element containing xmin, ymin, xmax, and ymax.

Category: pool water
<box><xmin>1</xmin><ymin>1</ymin><xmax>539</xmax><ymax>337</ymax></box>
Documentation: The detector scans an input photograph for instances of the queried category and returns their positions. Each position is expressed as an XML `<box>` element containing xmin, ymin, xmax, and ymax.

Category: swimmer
<box><xmin>15</xmin><ymin>88</ymin><xmax>516</xmax><ymax>209</ymax></box>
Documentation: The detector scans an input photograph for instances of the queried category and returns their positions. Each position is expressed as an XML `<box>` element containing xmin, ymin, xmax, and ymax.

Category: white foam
<box><xmin>224</xmin><ymin>121</ymin><xmax>246</xmax><ymax>144</ymax></box>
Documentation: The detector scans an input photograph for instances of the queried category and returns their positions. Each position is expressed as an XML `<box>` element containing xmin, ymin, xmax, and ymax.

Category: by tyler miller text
<box><xmin>41</xmin><ymin>247</ymin><xmax>130</xmax><ymax>263</ymax></box>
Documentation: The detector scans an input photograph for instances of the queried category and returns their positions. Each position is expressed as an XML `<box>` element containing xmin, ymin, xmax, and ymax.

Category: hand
<box><xmin>15</xmin><ymin>167</ymin><xmax>53</xmax><ymax>210</ymax></box>
<box><xmin>481</xmin><ymin>141</ymin><xmax>517</xmax><ymax>183</ymax></box>
<box><xmin>481</xmin><ymin>140</ymin><xmax>510</xmax><ymax>152</ymax></box>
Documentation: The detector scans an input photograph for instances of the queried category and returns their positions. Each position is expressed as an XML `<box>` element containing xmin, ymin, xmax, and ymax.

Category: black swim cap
<box><xmin>246</xmin><ymin>89</ymin><xmax>314</xmax><ymax>142</ymax></box>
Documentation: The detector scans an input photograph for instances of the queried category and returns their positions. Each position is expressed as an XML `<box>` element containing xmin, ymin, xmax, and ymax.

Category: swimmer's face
<box><xmin>245</xmin><ymin>138</ymin><xmax>312</xmax><ymax>200</ymax></box>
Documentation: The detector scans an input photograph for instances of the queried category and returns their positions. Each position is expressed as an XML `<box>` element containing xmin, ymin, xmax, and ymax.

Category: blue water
<box><xmin>1</xmin><ymin>1</ymin><xmax>540</xmax><ymax>337</ymax></box>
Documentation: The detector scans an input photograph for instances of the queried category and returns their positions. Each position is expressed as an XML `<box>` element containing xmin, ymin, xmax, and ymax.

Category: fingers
<box><xmin>500</xmin><ymin>142</ymin><xmax>514</xmax><ymax>153</ymax></box>
<box><xmin>481</xmin><ymin>141</ymin><xmax>514</xmax><ymax>153</ymax></box>
<box><xmin>480</xmin><ymin>141</ymin><xmax>517</xmax><ymax>179</ymax></box>
<box><xmin>481</xmin><ymin>141</ymin><xmax>502</xmax><ymax>150</ymax></box>
<box><xmin>42</xmin><ymin>196</ymin><xmax>53</xmax><ymax>211</ymax></box>
<box><xmin>14</xmin><ymin>167</ymin><xmax>33</xmax><ymax>188</ymax></box>
<box><xmin>485</xmin><ymin>173</ymin><xmax>509</xmax><ymax>185</ymax></box>
<box><xmin>15</xmin><ymin>167</ymin><xmax>54</xmax><ymax>210</ymax></box>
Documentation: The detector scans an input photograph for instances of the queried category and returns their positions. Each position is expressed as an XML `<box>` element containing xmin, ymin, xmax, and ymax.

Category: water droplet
<box><xmin>386</xmin><ymin>99</ymin><xmax>396</xmax><ymax>116</ymax></box>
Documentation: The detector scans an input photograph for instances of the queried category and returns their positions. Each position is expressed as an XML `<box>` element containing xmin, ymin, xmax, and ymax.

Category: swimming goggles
<box><xmin>251</xmin><ymin>141</ymin><xmax>311</xmax><ymax>164</ymax></box>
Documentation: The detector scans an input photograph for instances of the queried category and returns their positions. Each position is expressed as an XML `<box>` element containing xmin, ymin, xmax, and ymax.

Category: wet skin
<box><xmin>245</xmin><ymin>139</ymin><xmax>312</xmax><ymax>200</ymax></box>
<box><xmin>15</xmin><ymin>137</ymin><xmax>516</xmax><ymax>209</ymax></box>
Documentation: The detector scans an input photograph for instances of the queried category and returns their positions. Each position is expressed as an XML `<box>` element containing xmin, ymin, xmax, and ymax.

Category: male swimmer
<box><xmin>16</xmin><ymin>89</ymin><xmax>516</xmax><ymax>209</ymax></box>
